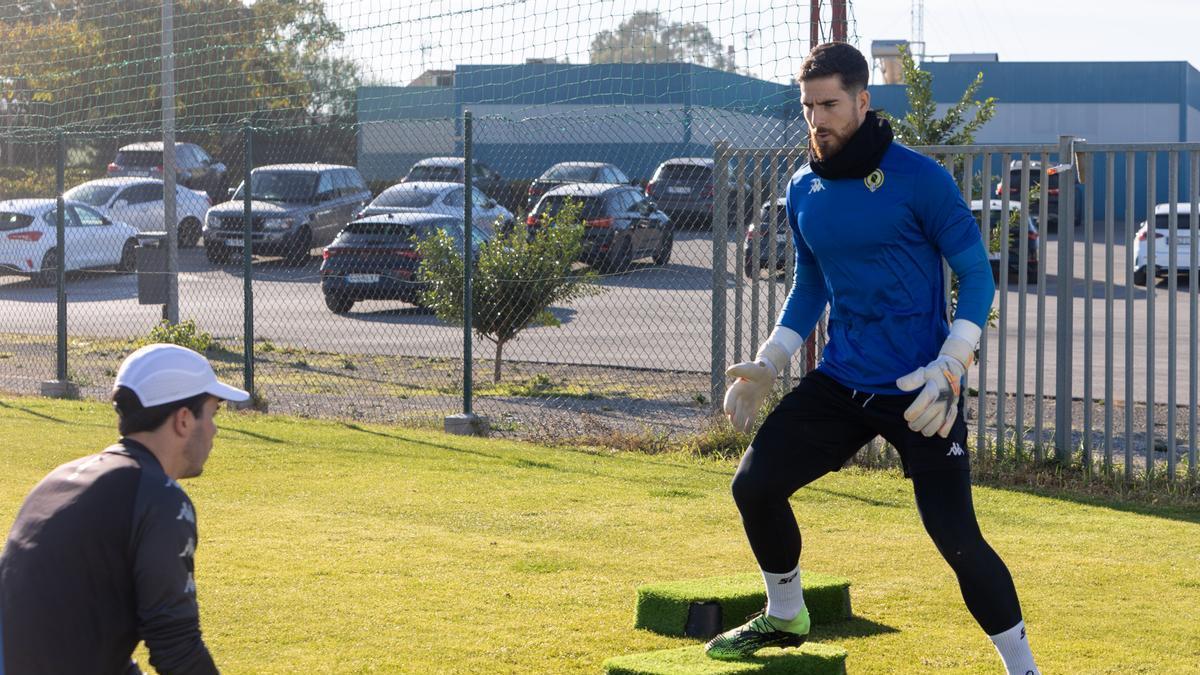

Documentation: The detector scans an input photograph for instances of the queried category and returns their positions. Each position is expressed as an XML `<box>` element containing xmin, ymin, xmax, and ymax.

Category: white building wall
<box><xmin>953</xmin><ymin>102</ymin><xmax>1180</xmax><ymax>144</ymax></box>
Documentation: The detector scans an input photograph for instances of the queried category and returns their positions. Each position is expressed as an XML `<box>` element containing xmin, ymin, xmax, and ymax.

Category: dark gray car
<box><xmin>646</xmin><ymin>157</ymin><xmax>755</xmax><ymax>229</ymax></box>
<box><xmin>202</xmin><ymin>164</ymin><xmax>371</xmax><ymax>266</ymax></box>
<box><xmin>107</xmin><ymin>141</ymin><xmax>227</xmax><ymax>200</ymax></box>
<box><xmin>743</xmin><ymin>197</ymin><xmax>789</xmax><ymax>277</ymax></box>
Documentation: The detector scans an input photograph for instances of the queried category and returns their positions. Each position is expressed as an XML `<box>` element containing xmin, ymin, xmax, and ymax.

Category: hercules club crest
<box><xmin>864</xmin><ymin>169</ymin><xmax>885</xmax><ymax>192</ymax></box>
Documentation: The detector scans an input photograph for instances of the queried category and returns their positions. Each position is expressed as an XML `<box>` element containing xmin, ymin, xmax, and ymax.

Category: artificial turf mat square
<box><xmin>602</xmin><ymin>643</ymin><xmax>848</xmax><ymax>675</ymax></box>
<box><xmin>634</xmin><ymin>572</ymin><xmax>851</xmax><ymax>637</ymax></box>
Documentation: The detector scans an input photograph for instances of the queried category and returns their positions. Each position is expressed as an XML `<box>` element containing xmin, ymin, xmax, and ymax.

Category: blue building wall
<box><xmin>358</xmin><ymin>61</ymin><xmax>1200</xmax><ymax>218</ymax></box>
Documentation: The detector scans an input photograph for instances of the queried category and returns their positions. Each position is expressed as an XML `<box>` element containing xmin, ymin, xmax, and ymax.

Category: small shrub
<box><xmin>137</xmin><ymin>319</ymin><xmax>214</xmax><ymax>353</ymax></box>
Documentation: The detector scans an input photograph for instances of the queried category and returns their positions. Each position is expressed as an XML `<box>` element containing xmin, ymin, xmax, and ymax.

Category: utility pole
<box><xmin>810</xmin><ymin>0</ymin><xmax>821</xmax><ymax>50</ymax></box>
<box><xmin>831</xmin><ymin>0</ymin><xmax>847</xmax><ymax>42</ymax></box>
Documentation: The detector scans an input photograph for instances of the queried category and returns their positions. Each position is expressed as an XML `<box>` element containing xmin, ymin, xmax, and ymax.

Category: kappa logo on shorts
<box><xmin>946</xmin><ymin>442</ymin><xmax>965</xmax><ymax>457</ymax></box>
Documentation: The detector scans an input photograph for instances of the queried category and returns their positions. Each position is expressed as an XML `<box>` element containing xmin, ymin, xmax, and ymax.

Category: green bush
<box><xmin>136</xmin><ymin>319</ymin><xmax>214</xmax><ymax>353</ymax></box>
<box><xmin>0</xmin><ymin>166</ymin><xmax>101</xmax><ymax>199</ymax></box>
<box><xmin>418</xmin><ymin>200</ymin><xmax>600</xmax><ymax>382</ymax></box>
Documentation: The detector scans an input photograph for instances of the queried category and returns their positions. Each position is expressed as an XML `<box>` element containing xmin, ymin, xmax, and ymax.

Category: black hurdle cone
<box><xmin>683</xmin><ymin>600</ymin><xmax>723</xmax><ymax>639</ymax></box>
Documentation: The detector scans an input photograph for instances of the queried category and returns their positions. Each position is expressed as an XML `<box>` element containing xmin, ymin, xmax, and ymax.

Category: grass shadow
<box><xmin>809</xmin><ymin>615</ymin><xmax>900</xmax><ymax>641</ymax></box>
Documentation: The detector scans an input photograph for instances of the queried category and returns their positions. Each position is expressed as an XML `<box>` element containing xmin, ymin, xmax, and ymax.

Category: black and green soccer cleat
<box><xmin>703</xmin><ymin>607</ymin><xmax>811</xmax><ymax>660</ymax></box>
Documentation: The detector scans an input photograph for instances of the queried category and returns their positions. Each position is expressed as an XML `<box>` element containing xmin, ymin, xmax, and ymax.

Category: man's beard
<box><xmin>810</xmin><ymin>126</ymin><xmax>851</xmax><ymax>161</ymax></box>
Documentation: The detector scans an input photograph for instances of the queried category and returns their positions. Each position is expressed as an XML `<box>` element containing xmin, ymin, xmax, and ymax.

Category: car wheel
<box><xmin>284</xmin><ymin>228</ymin><xmax>312</xmax><ymax>267</ymax></box>
<box><xmin>600</xmin><ymin>237</ymin><xmax>634</xmax><ymax>273</ymax></box>
<box><xmin>179</xmin><ymin>217</ymin><xmax>202</xmax><ymax>248</ymax></box>
<box><xmin>205</xmin><ymin>241</ymin><xmax>231</xmax><ymax>265</ymax></box>
<box><xmin>324</xmin><ymin>293</ymin><xmax>354</xmax><ymax>314</ymax></box>
<box><xmin>1133</xmin><ymin>266</ymin><xmax>1148</xmax><ymax>286</ymax></box>
<box><xmin>652</xmin><ymin>230</ymin><xmax>673</xmax><ymax>266</ymax></box>
<box><xmin>34</xmin><ymin>248</ymin><xmax>59</xmax><ymax>287</ymax></box>
<box><xmin>116</xmin><ymin>238</ymin><xmax>137</xmax><ymax>273</ymax></box>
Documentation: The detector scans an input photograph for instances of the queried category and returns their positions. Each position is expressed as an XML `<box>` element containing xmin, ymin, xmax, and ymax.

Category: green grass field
<box><xmin>2</xmin><ymin>396</ymin><xmax>1198</xmax><ymax>674</ymax></box>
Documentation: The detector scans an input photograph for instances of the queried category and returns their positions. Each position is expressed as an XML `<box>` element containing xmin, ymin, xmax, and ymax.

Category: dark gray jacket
<box><xmin>0</xmin><ymin>439</ymin><xmax>218</xmax><ymax>674</ymax></box>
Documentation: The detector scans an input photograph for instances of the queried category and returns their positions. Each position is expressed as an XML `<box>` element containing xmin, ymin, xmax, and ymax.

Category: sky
<box><xmin>323</xmin><ymin>0</ymin><xmax>1200</xmax><ymax>87</ymax></box>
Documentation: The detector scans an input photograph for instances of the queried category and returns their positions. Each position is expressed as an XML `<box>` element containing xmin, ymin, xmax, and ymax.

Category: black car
<box><xmin>527</xmin><ymin>183</ymin><xmax>671</xmax><ymax>272</ymax></box>
<box><xmin>203</xmin><ymin>164</ymin><xmax>372</xmax><ymax>266</ymax></box>
<box><xmin>743</xmin><ymin>198</ymin><xmax>789</xmax><ymax>277</ymax></box>
<box><xmin>107</xmin><ymin>141</ymin><xmax>227</xmax><ymax>200</ymax></box>
<box><xmin>994</xmin><ymin>159</ymin><xmax>1083</xmax><ymax>231</ymax></box>
<box><xmin>972</xmin><ymin>199</ymin><xmax>1040</xmax><ymax>283</ymax></box>
<box><xmin>403</xmin><ymin>157</ymin><xmax>504</xmax><ymax>200</ymax></box>
<box><xmin>320</xmin><ymin>212</ymin><xmax>490</xmax><ymax>314</ymax></box>
<box><xmin>525</xmin><ymin>162</ymin><xmax>633</xmax><ymax>209</ymax></box>
<box><xmin>646</xmin><ymin>157</ymin><xmax>755</xmax><ymax>229</ymax></box>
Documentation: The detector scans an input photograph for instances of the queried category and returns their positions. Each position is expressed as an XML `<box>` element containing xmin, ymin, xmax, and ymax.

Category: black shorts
<box><xmin>752</xmin><ymin>370</ymin><xmax>970</xmax><ymax>479</ymax></box>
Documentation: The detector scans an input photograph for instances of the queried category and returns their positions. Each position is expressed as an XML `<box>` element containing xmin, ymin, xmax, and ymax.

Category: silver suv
<box><xmin>202</xmin><ymin>164</ymin><xmax>370</xmax><ymax>266</ymax></box>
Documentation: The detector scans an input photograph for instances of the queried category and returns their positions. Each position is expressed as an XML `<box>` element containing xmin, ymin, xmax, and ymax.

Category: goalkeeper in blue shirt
<box><xmin>705</xmin><ymin>43</ymin><xmax>1039</xmax><ymax>675</ymax></box>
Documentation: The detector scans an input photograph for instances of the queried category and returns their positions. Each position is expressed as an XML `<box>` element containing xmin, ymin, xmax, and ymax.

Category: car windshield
<box><xmin>63</xmin><ymin>184</ymin><xmax>121</xmax><ymax>206</ymax></box>
<box><xmin>372</xmin><ymin>187</ymin><xmax>439</xmax><ymax>208</ymax></box>
<box><xmin>235</xmin><ymin>172</ymin><xmax>317</xmax><ymax>202</ymax></box>
<box><xmin>659</xmin><ymin>164</ymin><xmax>712</xmax><ymax>181</ymax></box>
<box><xmin>1153</xmin><ymin>214</ymin><xmax>1194</xmax><ymax>230</ymax></box>
<box><xmin>408</xmin><ymin>165</ymin><xmax>460</xmax><ymax>182</ymax></box>
<box><xmin>544</xmin><ymin>165</ymin><xmax>599</xmax><ymax>182</ymax></box>
<box><xmin>535</xmin><ymin>195</ymin><xmax>605</xmax><ymax>220</ymax></box>
<box><xmin>0</xmin><ymin>212</ymin><xmax>35</xmax><ymax>231</ymax></box>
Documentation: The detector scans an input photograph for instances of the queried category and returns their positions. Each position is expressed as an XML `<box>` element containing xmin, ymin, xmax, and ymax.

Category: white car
<box><xmin>64</xmin><ymin>177</ymin><xmax>211</xmax><ymax>247</ymax></box>
<box><xmin>0</xmin><ymin>199</ymin><xmax>140</xmax><ymax>286</ymax></box>
<box><xmin>358</xmin><ymin>181</ymin><xmax>513</xmax><ymax>234</ymax></box>
<box><xmin>1134</xmin><ymin>203</ymin><xmax>1195</xmax><ymax>286</ymax></box>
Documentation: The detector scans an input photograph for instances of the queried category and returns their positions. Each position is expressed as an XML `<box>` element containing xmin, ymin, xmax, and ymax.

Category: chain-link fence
<box><xmin>1</xmin><ymin>1</ymin><xmax>1197</xmax><ymax>486</ymax></box>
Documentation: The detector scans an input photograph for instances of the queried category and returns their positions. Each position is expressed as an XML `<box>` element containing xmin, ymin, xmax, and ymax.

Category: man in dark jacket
<box><xmin>0</xmin><ymin>343</ymin><xmax>248</xmax><ymax>674</ymax></box>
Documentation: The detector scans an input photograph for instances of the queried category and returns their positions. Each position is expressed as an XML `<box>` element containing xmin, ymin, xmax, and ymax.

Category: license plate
<box><xmin>346</xmin><ymin>274</ymin><xmax>380</xmax><ymax>283</ymax></box>
<box><xmin>224</xmin><ymin>238</ymin><xmax>243</xmax><ymax>247</ymax></box>
<box><xmin>667</xmin><ymin>186</ymin><xmax>691</xmax><ymax>194</ymax></box>
<box><xmin>775</xmin><ymin>234</ymin><xmax>787</xmax><ymax>243</ymax></box>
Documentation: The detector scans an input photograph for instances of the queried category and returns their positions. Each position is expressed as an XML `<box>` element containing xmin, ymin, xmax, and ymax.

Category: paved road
<box><xmin>0</xmin><ymin>223</ymin><xmax>1195</xmax><ymax>404</ymax></box>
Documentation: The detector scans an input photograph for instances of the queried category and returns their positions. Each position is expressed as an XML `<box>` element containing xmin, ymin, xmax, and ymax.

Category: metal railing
<box><xmin>714</xmin><ymin>137</ymin><xmax>1200</xmax><ymax>483</ymax></box>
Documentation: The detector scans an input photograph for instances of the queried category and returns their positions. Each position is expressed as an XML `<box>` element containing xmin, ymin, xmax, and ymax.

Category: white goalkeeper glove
<box><xmin>895</xmin><ymin>320</ymin><xmax>980</xmax><ymax>438</ymax></box>
<box><xmin>723</xmin><ymin>327</ymin><xmax>802</xmax><ymax>433</ymax></box>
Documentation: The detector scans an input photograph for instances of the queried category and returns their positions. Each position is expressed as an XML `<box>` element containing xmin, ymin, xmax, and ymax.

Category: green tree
<box><xmin>880</xmin><ymin>45</ymin><xmax>997</xmax><ymax>148</ymax></box>
<box><xmin>418</xmin><ymin>203</ymin><xmax>600</xmax><ymax>383</ymax></box>
<box><xmin>0</xmin><ymin>0</ymin><xmax>359</xmax><ymax>132</ymax></box>
<box><xmin>590</xmin><ymin>11</ymin><xmax>735</xmax><ymax>71</ymax></box>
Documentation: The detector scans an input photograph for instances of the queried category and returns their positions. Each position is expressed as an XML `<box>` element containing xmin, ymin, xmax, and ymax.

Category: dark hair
<box><xmin>111</xmin><ymin>386</ymin><xmax>210</xmax><ymax>436</ymax></box>
<box><xmin>799</xmin><ymin>42</ymin><xmax>869</xmax><ymax>93</ymax></box>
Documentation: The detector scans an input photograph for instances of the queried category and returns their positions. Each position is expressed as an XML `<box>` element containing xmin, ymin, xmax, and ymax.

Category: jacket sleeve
<box><xmin>913</xmin><ymin>160</ymin><xmax>995</xmax><ymax>328</ymax></box>
<box><xmin>776</xmin><ymin>179</ymin><xmax>830</xmax><ymax>338</ymax></box>
<box><xmin>132</xmin><ymin>490</ymin><xmax>219</xmax><ymax>675</ymax></box>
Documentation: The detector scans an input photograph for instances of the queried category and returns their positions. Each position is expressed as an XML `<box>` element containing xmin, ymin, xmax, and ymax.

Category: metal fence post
<box><xmin>445</xmin><ymin>110</ymin><xmax>486</xmax><ymax>435</ymax></box>
<box><xmin>712</xmin><ymin>141</ymin><xmax>730</xmax><ymax>411</ymax></box>
<box><xmin>55</xmin><ymin>132</ymin><xmax>67</xmax><ymax>381</ymax></box>
<box><xmin>242</xmin><ymin>121</ymin><xmax>254</xmax><ymax>401</ymax></box>
<box><xmin>463</xmin><ymin>110</ymin><xmax>474</xmax><ymax>416</ymax></box>
<box><xmin>40</xmin><ymin>130</ymin><xmax>76</xmax><ymax>398</ymax></box>
<box><xmin>1054</xmin><ymin>135</ymin><xmax>1075</xmax><ymax>463</ymax></box>
<box><xmin>162</xmin><ymin>0</ymin><xmax>179</xmax><ymax>324</ymax></box>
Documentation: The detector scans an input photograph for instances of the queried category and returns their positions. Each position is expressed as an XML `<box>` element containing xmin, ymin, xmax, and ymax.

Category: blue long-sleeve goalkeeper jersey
<box><xmin>778</xmin><ymin>142</ymin><xmax>995</xmax><ymax>394</ymax></box>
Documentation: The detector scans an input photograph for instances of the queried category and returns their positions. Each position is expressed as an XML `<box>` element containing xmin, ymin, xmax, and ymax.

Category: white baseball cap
<box><xmin>115</xmin><ymin>343</ymin><xmax>250</xmax><ymax>407</ymax></box>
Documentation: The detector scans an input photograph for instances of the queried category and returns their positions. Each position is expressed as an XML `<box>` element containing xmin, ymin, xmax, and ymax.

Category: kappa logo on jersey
<box><xmin>808</xmin><ymin>178</ymin><xmax>825</xmax><ymax>194</ymax></box>
<box><xmin>864</xmin><ymin>169</ymin><xmax>885</xmax><ymax>192</ymax></box>
<box><xmin>778</xmin><ymin>571</ymin><xmax>799</xmax><ymax>584</ymax></box>
<box><xmin>947</xmin><ymin>442</ymin><xmax>965</xmax><ymax>457</ymax></box>
<box><xmin>176</xmin><ymin>501</ymin><xmax>196</xmax><ymax>524</ymax></box>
